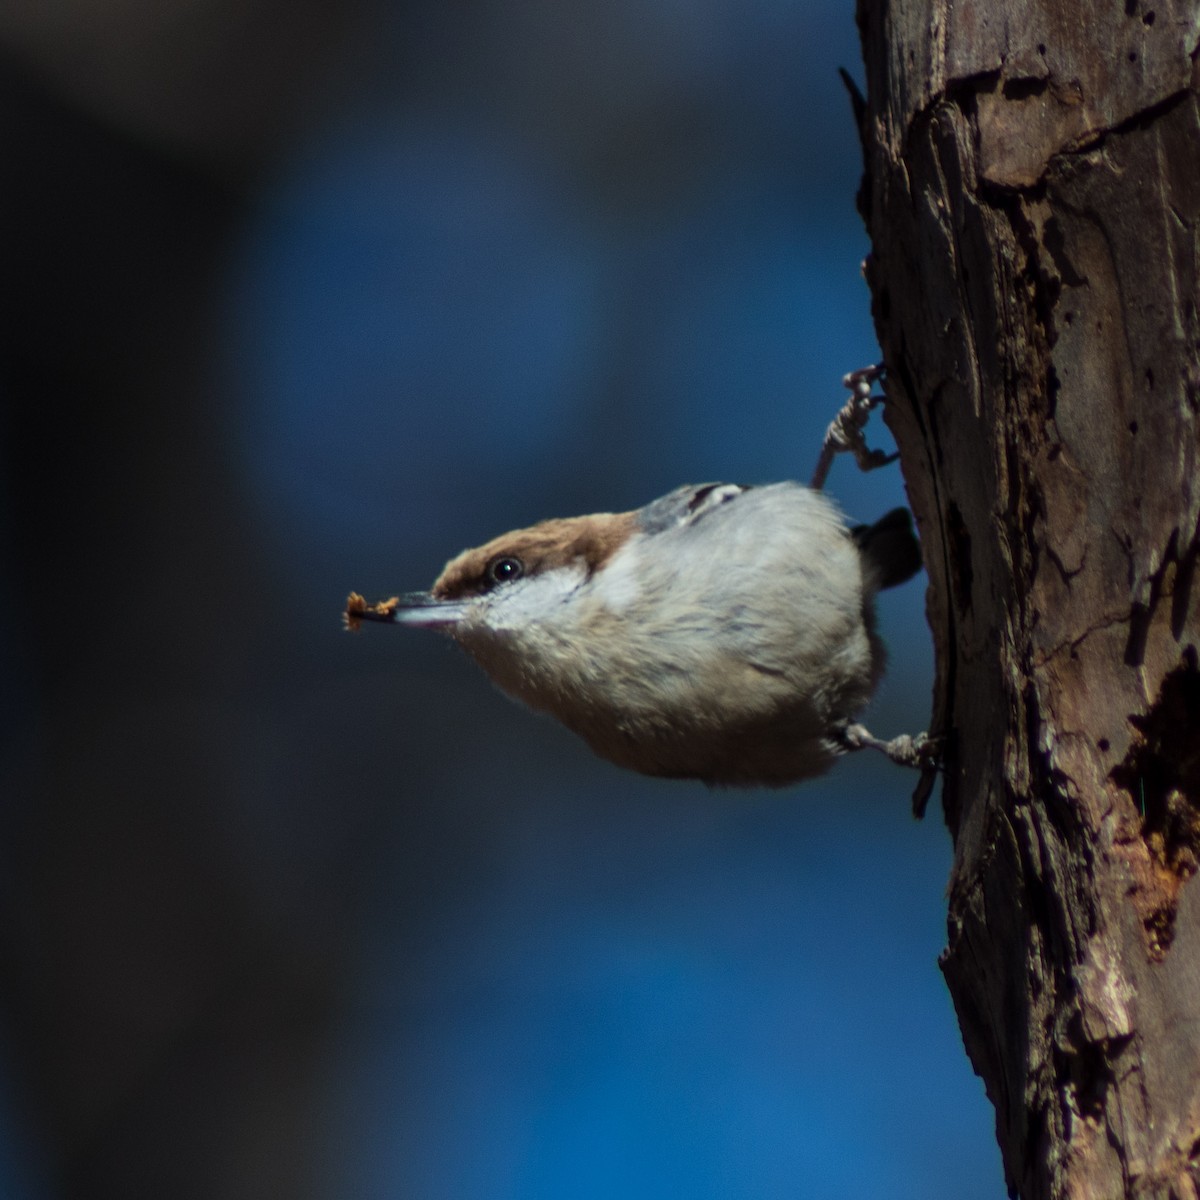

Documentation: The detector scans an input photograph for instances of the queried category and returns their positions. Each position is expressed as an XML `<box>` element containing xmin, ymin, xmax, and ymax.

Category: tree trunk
<box><xmin>853</xmin><ymin>0</ymin><xmax>1200</xmax><ymax>1195</ymax></box>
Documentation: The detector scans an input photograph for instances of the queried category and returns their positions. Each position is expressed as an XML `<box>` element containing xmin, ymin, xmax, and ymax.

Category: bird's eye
<box><xmin>485</xmin><ymin>556</ymin><xmax>524</xmax><ymax>587</ymax></box>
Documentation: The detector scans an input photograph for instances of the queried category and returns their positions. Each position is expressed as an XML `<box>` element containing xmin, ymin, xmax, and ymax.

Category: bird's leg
<box><xmin>833</xmin><ymin>722</ymin><xmax>941</xmax><ymax>771</ymax></box>
<box><xmin>835</xmin><ymin>722</ymin><xmax>945</xmax><ymax>820</ymax></box>
<box><xmin>809</xmin><ymin>364</ymin><xmax>898</xmax><ymax>491</ymax></box>
<box><xmin>810</xmin><ymin>369</ymin><xmax>941</xmax><ymax>816</ymax></box>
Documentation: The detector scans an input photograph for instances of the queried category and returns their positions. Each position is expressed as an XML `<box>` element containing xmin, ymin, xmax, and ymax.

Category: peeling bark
<box><xmin>853</xmin><ymin>0</ymin><xmax>1200</xmax><ymax>1194</ymax></box>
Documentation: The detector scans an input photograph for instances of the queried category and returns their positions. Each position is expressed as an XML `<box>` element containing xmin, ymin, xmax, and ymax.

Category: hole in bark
<box><xmin>1062</xmin><ymin>1034</ymin><xmax>1110</xmax><ymax>1117</ymax></box>
<box><xmin>1064</xmin><ymin>310</ymin><xmax>1075</xmax><ymax>326</ymax></box>
<box><xmin>1099</xmin><ymin>737</ymin><xmax>1110</xmax><ymax>752</ymax></box>
<box><xmin>1037</xmin><ymin>42</ymin><xmax>1047</xmax><ymax>55</ymax></box>
<box><xmin>1143</xmin><ymin>9</ymin><xmax>1156</xmax><ymax>23</ymax></box>
<box><xmin>1003</xmin><ymin>76</ymin><xmax>1047</xmax><ymax>100</ymax></box>
<box><xmin>1128</xmin><ymin>50</ymin><xmax>1138</xmax><ymax>62</ymax></box>
<box><xmin>1129</xmin><ymin>420</ymin><xmax>1139</xmax><ymax>434</ymax></box>
<box><xmin>1059</xmin><ymin>1016</ymin><xmax>1134</xmax><ymax>1120</ymax></box>
<box><xmin>947</xmin><ymin>502</ymin><xmax>974</xmax><ymax>614</ymax></box>
<box><xmin>1111</xmin><ymin>648</ymin><xmax>1200</xmax><ymax>957</ymax></box>
<box><xmin>1145</xmin><ymin>367</ymin><xmax>1154</xmax><ymax>389</ymax></box>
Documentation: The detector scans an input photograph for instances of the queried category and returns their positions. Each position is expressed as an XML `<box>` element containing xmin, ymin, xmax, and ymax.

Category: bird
<box><xmin>345</xmin><ymin>479</ymin><xmax>929</xmax><ymax>787</ymax></box>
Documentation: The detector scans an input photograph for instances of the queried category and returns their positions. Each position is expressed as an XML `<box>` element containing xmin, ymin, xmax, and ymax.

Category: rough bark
<box><xmin>853</xmin><ymin>0</ymin><xmax>1200</xmax><ymax>1195</ymax></box>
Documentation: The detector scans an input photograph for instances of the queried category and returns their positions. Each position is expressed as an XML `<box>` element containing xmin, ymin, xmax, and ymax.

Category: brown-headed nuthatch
<box><xmin>347</xmin><ymin>368</ymin><xmax>935</xmax><ymax>789</ymax></box>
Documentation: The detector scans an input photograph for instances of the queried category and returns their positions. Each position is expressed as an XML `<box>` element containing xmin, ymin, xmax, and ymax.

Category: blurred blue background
<box><xmin>0</xmin><ymin>1</ymin><xmax>1002</xmax><ymax>1196</ymax></box>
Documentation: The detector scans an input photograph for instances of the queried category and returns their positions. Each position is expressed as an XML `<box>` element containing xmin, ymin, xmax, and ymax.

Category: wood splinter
<box><xmin>343</xmin><ymin>592</ymin><xmax>400</xmax><ymax>632</ymax></box>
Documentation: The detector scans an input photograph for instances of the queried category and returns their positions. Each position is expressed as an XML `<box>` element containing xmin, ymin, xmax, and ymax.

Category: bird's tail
<box><xmin>852</xmin><ymin>508</ymin><xmax>922</xmax><ymax>591</ymax></box>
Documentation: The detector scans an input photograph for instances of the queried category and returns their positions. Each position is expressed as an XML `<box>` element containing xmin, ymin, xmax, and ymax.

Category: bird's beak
<box><xmin>344</xmin><ymin>591</ymin><xmax>467</xmax><ymax>631</ymax></box>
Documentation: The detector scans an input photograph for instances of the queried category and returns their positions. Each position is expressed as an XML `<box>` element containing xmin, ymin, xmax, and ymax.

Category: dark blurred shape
<box><xmin>0</xmin><ymin>0</ymin><xmax>362</xmax><ymax>177</ymax></box>
<box><xmin>0</xmin><ymin>3</ymin><xmax>367</xmax><ymax>1194</ymax></box>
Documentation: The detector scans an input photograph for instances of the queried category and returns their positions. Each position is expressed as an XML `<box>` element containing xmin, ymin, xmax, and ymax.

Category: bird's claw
<box><xmin>810</xmin><ymin>364</ymin><xmax>898</xmax><ymax>490</ymax></box>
